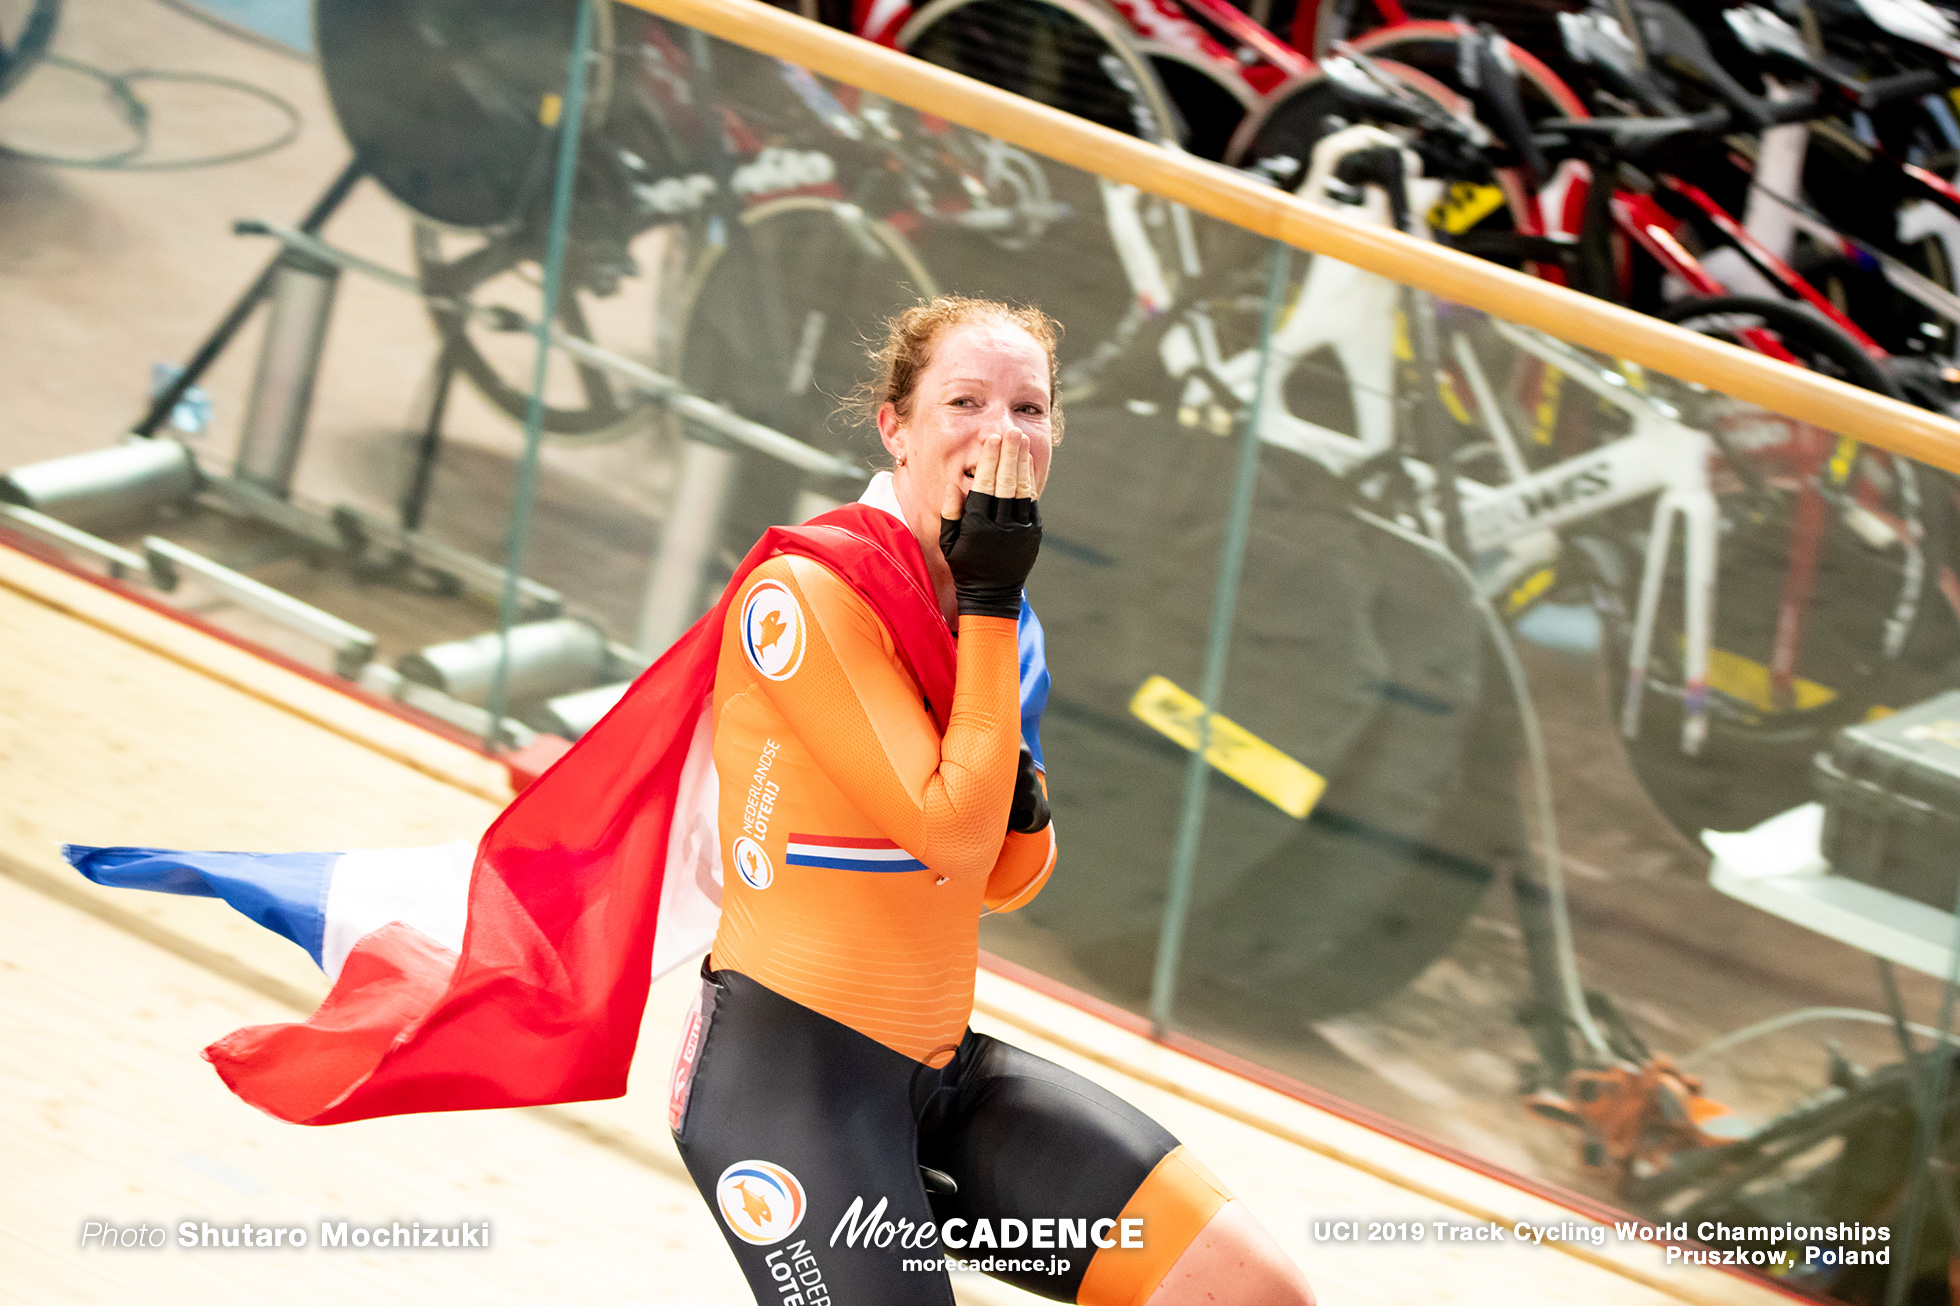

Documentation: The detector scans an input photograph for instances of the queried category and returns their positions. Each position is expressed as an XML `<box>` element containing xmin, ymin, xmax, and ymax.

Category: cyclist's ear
<box><xmin>876</xmin><ymin>400</ymin><xmax>904</xmax><ymax>459</ymax></box>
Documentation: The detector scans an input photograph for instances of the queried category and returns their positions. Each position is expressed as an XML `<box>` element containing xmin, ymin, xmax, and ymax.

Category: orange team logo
<box><xmin>715</xmin><ymin>1160</ymin><xmax>807</xmax><ymax>1245</ymax></box>
<box><xmin>732</xmin><ymin>836</ymin><xmax>773</xmax><ymax>891</ymax></box>
<box><xmin>741</xmin><ymin>580</ymin><xmax>806</xmax><ymax>681</ymax></box>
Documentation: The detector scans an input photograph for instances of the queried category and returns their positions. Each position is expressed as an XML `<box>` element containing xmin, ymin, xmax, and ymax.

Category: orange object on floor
<box><xmin>1527</xmin><ymin>1056</ymin><xmax>1743</xmax><ymax>1180</ymax></box>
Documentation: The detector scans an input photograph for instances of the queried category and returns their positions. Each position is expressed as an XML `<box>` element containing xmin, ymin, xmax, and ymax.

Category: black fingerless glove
<box><xmin>939</xmin><ymin>491</ymin><xmax>1041</xmax><ymax>620</ymax></box>
<box><xmin>1008</xmin><ymin>744</ymin><xmax>1051</xmax><ymax>834</ymax></box>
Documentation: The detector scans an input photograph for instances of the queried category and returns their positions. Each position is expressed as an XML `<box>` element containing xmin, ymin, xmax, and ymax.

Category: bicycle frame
<box><xmin>1473</xmin><ymin>322</ymin><xmax>1719</xmax><ymax>755</ymax></box>
<box><xmin>1653</xmin><ymin>176</ymin><xmax>1888</xmax><ymax>356</ymax></box>
<box><xmin>1156</xmin><ymin>129</ymin><xmax>1724</xmax><ymax>753</ymax></box>
<box><xmin>1539</xmin><ymin>164</ymin><xmax>1925</xmax><ymax>712</ymax></box>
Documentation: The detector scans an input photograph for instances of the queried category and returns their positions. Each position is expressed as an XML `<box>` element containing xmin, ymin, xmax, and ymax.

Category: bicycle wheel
<box><xmin>898</xmin><ymin>0</ymin><xmax>1181</xmax><ymax>146</ymax></box>
<box><xmin>1623</xmin><ymin>1050</ymin><xmax>1951</xmax><ymax>1305</ymax></box>
<box><xmin>380</xmin><ymin>3</ymin><xmax>706</xmax><ymax>440</ymax></box>
<box><xmin>1297</xmin><ymin>0</ymin><xmax>1592</xmax><ymax>63</ymax></box>
<box><xmin>1140</xmin><ymin>46</ymin><xmax>1256</xmax><ymax>162</ymax></box>
<box><xmin>1592</xmin><ymin>295</ymin><xmax>1948</xmax><ymax>839</ymax></box>
<box><xmin>1013</xmin><ymin>411</ymin><xmax>1516</xmax><ymax>1025</ymax></box>
<box><xmin>898</xmin><ymin>0</ymin><xmax>1192</xmax><ymax>401</ymax></box>
<box><xmin>669</xmin><ymin>196</ymin><xmax>936</xmax><ymax>575</ymax></box>
<box><xmin>317</xmin><ymin>0</ymin><xmax>616</xmax><ymax>230</ymax></box>
<box><xmin>1224</xmin><ymin>58</ymin><xmax>1473</xmax><ymax>195</ymax></box>
<box><xmin>1350</xmin><ymin>19</ymin><xmax>1590</xmax><ymax>120</ymax></box>
<box><xmin>413</xmin><ymin>219</ymin><xmax>683</xmax><ymax>440</ymax></box>
<box><xmin>1345</xmin><ymin>2</ymin><xmax>1589</xmax><ymax>70</ymax></box>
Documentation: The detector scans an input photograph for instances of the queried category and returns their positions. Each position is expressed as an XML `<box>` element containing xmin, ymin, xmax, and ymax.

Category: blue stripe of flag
<box><xmin>784</xmin><ymin>852</ymin><xmax>927</xmax><ymax>872</ymax></box>
<box><xmin>64</xmin><ymin>845</ymin><xmax>336</xmax><ymax>967</ymax></box>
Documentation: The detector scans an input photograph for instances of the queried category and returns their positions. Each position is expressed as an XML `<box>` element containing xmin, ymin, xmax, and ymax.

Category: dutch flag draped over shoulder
<box><xmin>66</xmin><ymin>496</ymin><xmax>1048</xmax><ymax>1126</ymax></box>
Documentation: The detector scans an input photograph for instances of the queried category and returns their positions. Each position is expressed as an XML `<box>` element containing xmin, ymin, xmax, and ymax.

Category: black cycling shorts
<box><xmin>668</xmin><ymin>962</ymin><xmax>1224</xmax><ymax>1305</ymax></box>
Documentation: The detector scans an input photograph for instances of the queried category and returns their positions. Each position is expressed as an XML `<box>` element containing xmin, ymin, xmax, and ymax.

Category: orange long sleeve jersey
<box><xmin>709</xmin><ymin>554</ymin><xmax>1057</xmax><ymax>1066</ymax></box>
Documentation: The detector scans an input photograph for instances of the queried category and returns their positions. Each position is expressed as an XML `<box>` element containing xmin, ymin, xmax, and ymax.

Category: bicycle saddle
<box><xmin>1558</xmin><ymin>11</ymin><xmax>1680</xmax><ymax>115</ymax></box>
<box><xmin>1726</xmin><ymin>5</ymin><xmax>1948</xmax><ymax>110</ymax></box>
<box><xmin>1724</xmin><ymin>6</ymin><xmax>1825</xmax><ymax>79</ymax></box>
<box><xmin>1625</xmin><ymin>0</ymin><xmax>1777</xmax><ymax>129</ymax></box>
<box><xmin>1843</xmin><ymin>0</ymin><xmax>1960</xmax><ymax>65</ymax></box>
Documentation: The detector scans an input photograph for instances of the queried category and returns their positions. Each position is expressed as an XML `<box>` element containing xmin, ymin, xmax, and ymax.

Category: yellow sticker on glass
<box><xmin>1129</xmin><ymin>675</ymin><xmax>1327</xmax><ymax>819</ymax></box>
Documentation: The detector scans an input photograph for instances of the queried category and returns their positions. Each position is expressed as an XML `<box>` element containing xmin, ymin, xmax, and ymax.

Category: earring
<box><xmin>896</xmin><ymin>452</ymin><xmax>907</xmax><ymax>467</ymax></box>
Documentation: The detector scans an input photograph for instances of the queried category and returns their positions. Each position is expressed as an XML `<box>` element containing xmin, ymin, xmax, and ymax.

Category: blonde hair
<box><xmin>848</xmin><ymin>295</ymin><xmax>1064</xmax><ymax>444</ymax></box>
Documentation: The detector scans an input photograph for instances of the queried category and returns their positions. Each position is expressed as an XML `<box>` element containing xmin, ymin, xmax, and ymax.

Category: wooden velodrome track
<box><xmin>0</xmin><ymin>537</ymin><xmax>1798</xmax><ymax>1306</ymax></box>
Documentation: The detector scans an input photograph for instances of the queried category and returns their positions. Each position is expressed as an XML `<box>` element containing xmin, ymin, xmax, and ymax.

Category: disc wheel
<box><xmin>1341</xmin><ymin>2</ymin><xmax>1589</xmax><ymax>69</ymax></box>
<box><xmin>1595</xmin><ymin>296</ymin><xmax>1945</xmax><ymax>839</ymax></box>
<box><xmin>1015</xmin><ymin>411</ymin><xmax>1514</xmax><ymax>1026</ymax></box>
<box><xmin>371</xmin><ymin>1</ymin><xmax>699</xmax><ymax>441</ymax></box>
<box><xmin>670</xmin><ymin>196</ymin><xmax>937</xmax><ymax>570</ymax></box>
<box><xmin>317</xmin><ymin>0</ymin><xmax>616</xmax><ymax>230</ymax></box>
<box><xmin>1141</xmin><ymin>48</ymin><xmax>1255</xmax><ymax>162</ymax></box>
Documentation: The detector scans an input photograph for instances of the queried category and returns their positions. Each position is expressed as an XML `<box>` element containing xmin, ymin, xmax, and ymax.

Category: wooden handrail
<box><xmin>619</xmin><ymin>0</ymin><xmax>1960</xmax><ymax>474</ymax></box>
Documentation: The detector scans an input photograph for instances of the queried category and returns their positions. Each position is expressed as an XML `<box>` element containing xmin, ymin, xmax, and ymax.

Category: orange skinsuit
<box><xmin>709</xmin><ymin>552</ymin><xmax>1056</xmax><ymax>1066</ymax></box>
<box><xmin>696</xmin><ymin>538</ymin><xmax>1231</xmax><ymax>1306</ymax></box>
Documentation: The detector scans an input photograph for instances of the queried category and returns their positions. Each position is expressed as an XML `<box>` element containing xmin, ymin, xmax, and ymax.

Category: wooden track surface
<box><xmin>0</xmin><ymin>541</ymin><xmax>1799</xmax><ymax>1305</ymax></box>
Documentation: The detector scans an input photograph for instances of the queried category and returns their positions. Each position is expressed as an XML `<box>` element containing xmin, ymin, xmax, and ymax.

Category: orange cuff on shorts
<box><xmin>1075</xmin><ymin>1145</ymin><xmax>1232</xmax><ymax>1306</ymax></box>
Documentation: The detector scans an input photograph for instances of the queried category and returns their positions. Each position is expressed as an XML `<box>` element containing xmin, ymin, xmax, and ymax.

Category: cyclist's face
<box><xmin>880</xmin><ymin>320</ymin><xmax>1054</xmax><ymax>524</ymax></box>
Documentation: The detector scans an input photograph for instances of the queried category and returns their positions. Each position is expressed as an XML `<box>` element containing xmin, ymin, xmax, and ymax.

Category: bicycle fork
<box><xmin>1621</xmin><ymin>486</ymin><xmax>1720</xmax><ymax>756</ymax></box>
<box><xmin>1478</xmin><ymin>322</ymin><xmax>1721</xmax><ymax>757</ymax></box>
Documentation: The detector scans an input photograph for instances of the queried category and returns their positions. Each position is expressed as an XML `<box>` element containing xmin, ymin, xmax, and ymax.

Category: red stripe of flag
<box><xmin>785</xmin><ymin>834</ymin><xmax>901</xmax><ymax>849</ymax></box>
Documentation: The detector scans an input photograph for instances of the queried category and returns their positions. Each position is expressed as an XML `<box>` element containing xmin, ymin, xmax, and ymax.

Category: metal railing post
<box><xmin>482</xmin><ymin>0</ymin><xmax>598</xmax><ymax>749</ymax></box>
<box><xmin>1148</xmin><ymin>242</ymin><xmax>1292</xmax><ymax>1035</ymax></box>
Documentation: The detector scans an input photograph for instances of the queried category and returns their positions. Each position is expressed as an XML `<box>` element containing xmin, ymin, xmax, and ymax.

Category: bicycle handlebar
<box><xmin>1740</xmin><ymin>65</ymin><xmax>1952</xmax><ymax>122</ymax></box>
<box><xmin>1531</xmin><ymin>107</ymin><xmax>1731</xmax><ymax>164</ymax></box>
<box><xmin>1857</xmin><ymin>66</ymin><xmax>1951</xmax><ymax>109</ymax></box>
<box><xmin>1522</xmin><ymin>62</ymin><xmax>1944</xmax><ymax>167</ymax></box>
<box><xmin>1304</xmin><ymin>10</ymin><xmax>1953</xmax><ymax>194</ymax></box>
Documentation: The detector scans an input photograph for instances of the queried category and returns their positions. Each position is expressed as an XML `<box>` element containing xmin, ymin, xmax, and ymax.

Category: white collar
<box><xmin>858</xmin><ymin>470</ymin><xmax>906</xmax><ymax>524</ymax></box>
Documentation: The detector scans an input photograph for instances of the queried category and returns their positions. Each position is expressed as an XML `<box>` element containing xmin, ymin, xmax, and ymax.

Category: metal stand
<box><xmin>637</xmin><ymin>438</ymin><xmax>737</xmax><ymax>653</ymax></box>
<box><xmin>234</xmin><ymin>248</ymin><xmax>339</xmax><ymax>497</ymax></box>
<box><xmin>400</xmin><ymin>317</ymin><xmax>467</xmax><ymax>531</ymax></box>
<box><xmin>133</xmin><ymin>160</ymin><xmax>363</xmax><ymax>440</ymax></box>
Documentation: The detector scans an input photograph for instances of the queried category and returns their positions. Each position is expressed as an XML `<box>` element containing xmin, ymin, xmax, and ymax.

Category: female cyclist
<box><xmin>60</xmin><ymin>295</ymin><xmax>1316</xmax><ymax>1305</ymax></box>
<box><xmin>666</xmin><ymin>296</ymin><xmax>1316</xmax><ymax>1306</ymax></box>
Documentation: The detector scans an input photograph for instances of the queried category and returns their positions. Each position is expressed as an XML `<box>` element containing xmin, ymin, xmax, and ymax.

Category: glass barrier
<box><xmin>501</xmin><ymin>16</ymin><xmax>1960</xmax><ymax>1301</ymax></box>
<box><xmin>9</xmin><ymin>1</ymin><xmax>1960</xmax><ymax>1302</ymax></box>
